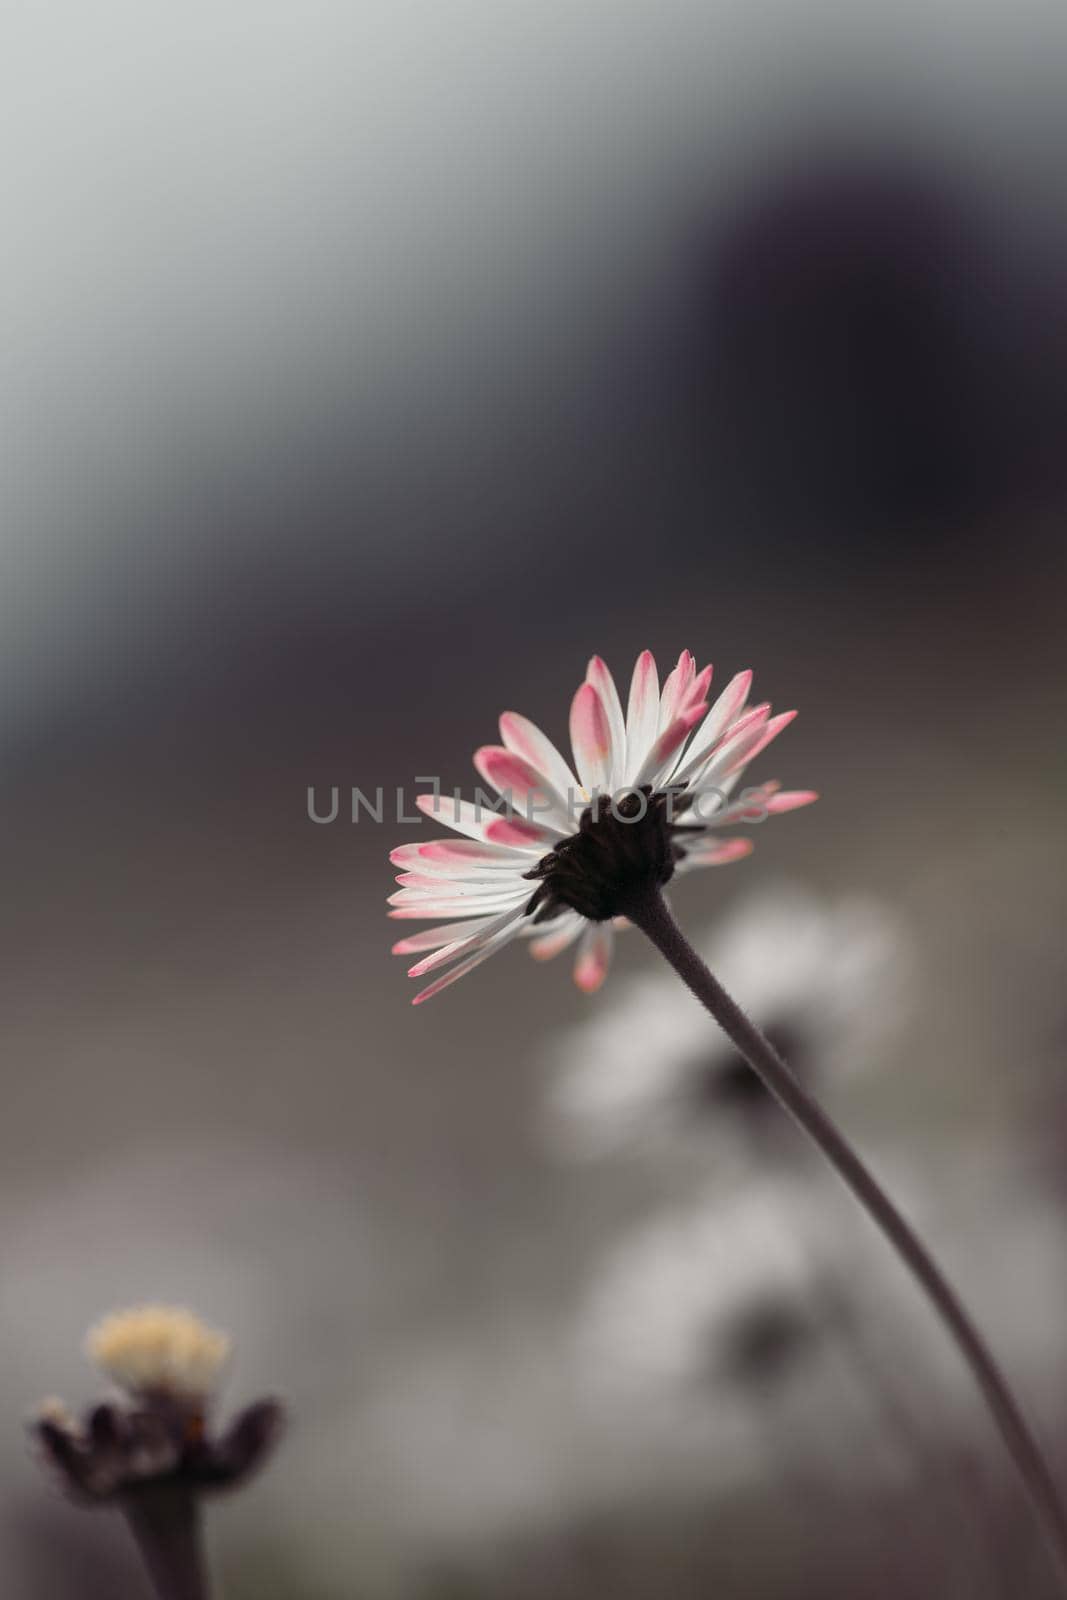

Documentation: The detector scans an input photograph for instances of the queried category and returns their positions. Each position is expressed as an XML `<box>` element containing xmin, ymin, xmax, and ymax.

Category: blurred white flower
<box><xmin>573</xmin><ymin>1181</ymin><xmax>833</xmax><ymax>1405</ymax></box>
<box><xmin>544</xmin><ymin>883</ymin><xmax>911</xmax><ymax>1162</ymax></box>
<box><xmin>570</xmin><ymin>1151</ymin><xmax>1067</xmax><ymax>1515</ymax></box>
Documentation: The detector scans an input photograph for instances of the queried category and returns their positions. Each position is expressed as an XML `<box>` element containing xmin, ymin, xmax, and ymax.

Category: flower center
<box><xmin>721</xmin><ymin>1296</ymin><xmax>814</xmax><ymax>1387</ymax></box>
<box><xmin>523</xmin><ymin>787</ymin><xmax>677</xmax><ymax>923</ymax></box>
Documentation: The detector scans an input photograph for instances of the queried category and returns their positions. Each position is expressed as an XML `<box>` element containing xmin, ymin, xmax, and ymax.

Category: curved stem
<box><xmin>122</xmin><ymin>1486</ymin><xmax>214</xmax><ymax>1600</ymax></box>
<box><xmin>625</xmin><ymin>884</ymin><xmax>1067</xmax><ymax>1588</ymax></box>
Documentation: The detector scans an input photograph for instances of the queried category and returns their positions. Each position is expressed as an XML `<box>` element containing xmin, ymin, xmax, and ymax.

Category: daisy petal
<box><xmin>528</xmin><ymin>913</ymin><xmax>586</xmax><ymax>962</ymax></box>
<box><xmin>394</xmin><ymin>873</ymin><xmax>519</xmax><ymax>893</ymax></box>
<box><xmin>389</xmin><ymin>899</ymin><xmax>526</xmax><ymax>919</ymax></box>
<box><xmin>673</xmin><ymin>669</ymin><xmax>754</xmax><ymax>783</ymax></box>
<box><xmin>688</xmin><ymin>707</ymin><xmax>772</xmax><ymax>791</ymax></box>
<box><xmin>633</xmin><ymin>703</ymin><xmax>708</xmax><ymax>788</ymax></box>
<box><xmin>392</xmin><ymin>914</ymin><xmax>505</xmax><ymax>955</ymax></box>
<box><xmin>390</xmin><ymin>840</ymin><xmax>531</xmax><ymax>873</ymax></box>
<box><xmin>764</xmin><ymin>788</ymin><xmax>818</xmax><ymax>813</ymax></box>
<box><xmin>625</xmin><ymin>650</ymin><xmax>660</xmax><ymax>778</ymax></box>
<box><xmin>389</xmin><ymin>899</ymin><xmax>530</xmax><ymax>921</ymax></box>
<box><xmin>407</xmin><ymin>908</ymin><xmax>524</xmax><ymax>978</ymax></box>
<box><xmin>412</xmin><ymin>915</ymin><xmax>527</xmax><ymax>1005</ymax></box>
<box><xmin>573</xmin><ymin>923</ymin><xmax>614</xmax><ymax>993</ymax></box>
<box><xmin>388</xmin><ymin>880</ymin><xmax>531</xmax><ymax>915</ymax></box>
<box><xmin>586</xmin><ymin>657</ymin><xmax>627</xmax><ymax>789</ymax></box>
<box><xmin>499</xmin><ymin>712</ymin><xmax>580</xmax><ymax>802</ymax></box>
<box><xmin>394</xmin><ymin>871</ymin><xmax>528</xmax><ymax>896</ymax></box>
<box><xmin>569</xmin><ymin>682</ymin><xmax>614</xmax><ymax>797</ymax></box>
<box><xmin>473</xmin><ymin>746</ymin><xmax>574</xmax><ymax>832</ymax></box>
<box><xmin>698</xmin><ymin>778</ymin><xmax>816</xmax><ymax>826</ymax></box>
<box><xmin>414</xmin><ymin>792</ymin><xmax>514</xmax><ymax>844</ymax></box>
<box><xmin>690</xmin><ymin>780</ymin><xmax>776</xmax><ymax>826</ymax></box>
<box><xmin>679</xmin><ymin>836</ymin><xmax>755</xmax><ymax>868</ymax></box>
<box><xmin>735</xmin><ymin>710</ymin><xmax>797</xmax><ymax>770</ymax></box>
<box><xmin>683</xmin><ymin>664</ymin><xmax>714</xmax><ymax>714</ymax></box>
<box><xmin>658</xmin><ymin>650</ymin><xmax>696</xmax><ymax>733</ymax></box>
<box><xmin>702</xmin><ymin>711</ymin><xmax>798</xmax><ymax>799</ymax></box>
<box><xmin>485</xmin><ymin>817</ymin><xmax>559</xmax><ymax>849</ymax></box>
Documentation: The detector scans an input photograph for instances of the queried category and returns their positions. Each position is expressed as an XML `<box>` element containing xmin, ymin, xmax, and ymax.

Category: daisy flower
<box><xmin>544</xmin><ymin>884</ymin><xmax>911</xmax><ymax>1162</ymax></box>
<box><xmin>388</xmin><ymin>651</ymin><xmax>1067</xmax><ymax>1574</ymax></box>
<box><xmin>574</xmin><ymin>1183</ymin><xmax>833</xmax><ymax>1403</ymax></box>
<box><xmin>389</xmin><ymin>648</ymin><xmax>816</xmax><ymax>1003</ymax></box>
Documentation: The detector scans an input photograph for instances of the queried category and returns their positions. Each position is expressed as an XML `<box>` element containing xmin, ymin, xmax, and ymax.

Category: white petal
<box><xmin>624</xmin><ymin>650</ymin><xmax>660</xmax><ymax>781</ymax></box>
<box><xmin>762</xmin><ymin>788</ymin><xmax>818</xmax><ymax>814</ymax></box>
<box><xmin>392</xmin><ymin>914</ymin><xmax>508</xmax><ymax>955</ymax></box>
<box><xmin>388</xmin><ymin>883</ymin><xmax>531</xmax><ymax>917</ymax></box>
<box><xmin>672</xmin><ymin>670</ymin><xmax>754</xmax><ymax>784</ymax></box>
<box><xmin>390</xmin><ymin>840</ymin><xmax>533</xmax><ymax>874</ymax></box>
<box><xmin>414</xmin><ymin>793</ymin><xmax>513</xmax><ymax>844</ymax></box>
<box><xmin>411</xmin><ymin>914</ymin><xmax>527</xmax><ymax>1004</ymax></box>
<box><xmin>573</xmin><ymin>923</ymin><xmax>614</xmax><ymax>993</ymax></box>
<box><xmin>527</xmin><ymin>912</ymin><xmax>585</xmax><ymax>962</ymax></box>
<box><xmin>657</xmin><ymin>650</ymin><xmax>695</xmax><ymax>733</ymax></box>
<box><xmin>473</xmin><ymin>745</ymin><xmax>575</xmax><ymax>833</ymax></box>
<box><xmin>732</xmin><ymin>710</ymin><xmax>797</xmax><ymax>772</ymax></box>
<box><xmin>685</xmin><ymin>706</ymin><xmax>771</xmax><ymax>792</ymax></box>
<box><xmin>407</xmin><ymin>907</ymin><xmax>527</xmax><ymax>978</ymax></box>
<box><xmin>689</xmin><ymin>714</ymin><xmax>797</xmax><ymax>808</ymax></box>
<box><xmin>586</xmin><ymin>656</ymin><xmax>627</xmax><ymax>790</ymax></box>
<box><xmin>499</xmin><ymin>711</ymin><xmax>580</xmax><ymax>802</ymax></box>
<box><xmin>683</xmin><ymin>664</ymin><xmax>714</xmax><ymax>716</ymax></box>
<box><xmin>689</xmin><ymin>779</ymin><xmax>815</xmax><ymax>828</ymax></box>
<box><xmin>675</xmin><ymin>836</ymin><xmax>755</xmax><ymax>870</ymax></box>
<box><xmin>394</xmin><ymin>871</ymin><xmax>517</xmax><ymax>891</ymax></box>
<box><xmin>484</xmin><ymin>816</ymin><xmax>562</xmax><ymax>851</ymax></box>
<box><xmin>632</xmin><ymin>703</ymin><xmax>707</xmax><ymax>788</ymax></box>
<box><xmin>389</xmin><ymin>876</ymin><xmax>529</xmax><ymax>903</ymax></box>
<box><xmin>569</xmin><ymin>681</ymin><xmax>614</xmax><ymax>797</ymax></box>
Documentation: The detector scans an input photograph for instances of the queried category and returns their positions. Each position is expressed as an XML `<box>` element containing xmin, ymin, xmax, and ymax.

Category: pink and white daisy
<box><xmin>389</xmin><ymin>649</ymin><xmax>816</xmax><ymax>1004</ymax></box>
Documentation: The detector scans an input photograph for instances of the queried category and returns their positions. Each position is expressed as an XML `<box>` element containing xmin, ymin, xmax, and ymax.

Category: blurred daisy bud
<box><xmin>30</xmin><ymin>1306</ymin><xmax>283</xmax><ymax>1600</ymax></box>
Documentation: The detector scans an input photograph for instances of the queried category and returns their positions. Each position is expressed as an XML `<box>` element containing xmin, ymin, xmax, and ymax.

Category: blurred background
<box><xmin>3</xmin><ymin>1</ymin><xmax>1067</xmax><ymax>1594</ymax></box>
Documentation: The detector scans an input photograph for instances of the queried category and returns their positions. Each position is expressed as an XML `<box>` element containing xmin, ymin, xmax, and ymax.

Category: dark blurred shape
<box><xmin>690</xmin><ymin>156</ymin><xmax>1066</xmax><ymax>556</ymax></box>
<box><xmin>694</xmin><ymin>1020</ymin><xmax>809</xmax><ymax>1115</ymax></box>
<box><xmin>719</xmin><ymin>1294</ymin><xmax>817</xmax><ymax>1390</ymax></box>
<box><xmin>35</xmin><ymin>1396</ymin><xmax>283</xmax><ymax>1505</ymax></box>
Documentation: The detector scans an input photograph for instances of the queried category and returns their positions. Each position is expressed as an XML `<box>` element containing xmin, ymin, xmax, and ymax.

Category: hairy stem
<box><xmin>122</xmin><ymin>1485</ymin><xmax>214</xmax><ymax>1600</ymax></box>
<box><xmin>626</xmin><ymin>884</ymin><xmax>1067</xmax><ymax>1588</ymax></box>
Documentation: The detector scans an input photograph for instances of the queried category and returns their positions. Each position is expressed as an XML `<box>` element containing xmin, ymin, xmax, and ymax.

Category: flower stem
<box><xmin>626</xmin><ymin>884</ymin><xmax>1067</xmax><ymax>1587</ymax></box>
<box><xmin>122</xmin><ymin>1485</ymin><xmax>214</xmax><ymax>1600</ymax></box>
